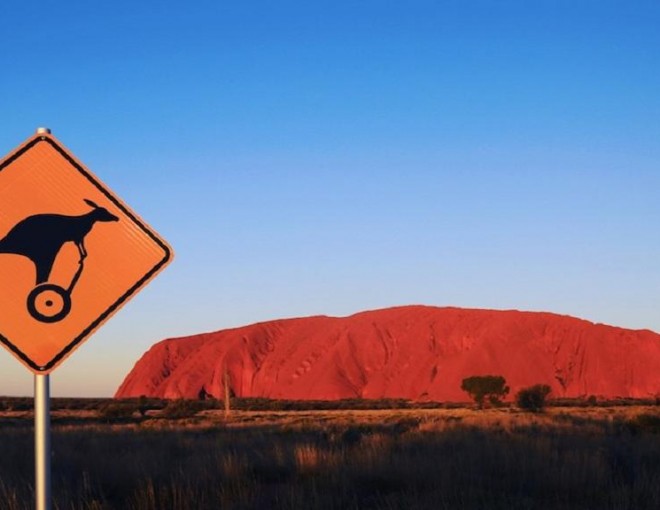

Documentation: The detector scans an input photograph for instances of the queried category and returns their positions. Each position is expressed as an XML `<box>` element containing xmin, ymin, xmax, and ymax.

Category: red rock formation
<box><xmin>115</xmin><ymin>306</ymin><xmax>660</xmax><ymax>401</ymax></box>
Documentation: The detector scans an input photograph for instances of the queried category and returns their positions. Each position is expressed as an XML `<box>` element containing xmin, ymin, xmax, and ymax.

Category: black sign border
<box><xmin>0</xmin><ymin>135</ymin><xmax>172</xmax><ymax>372</ymax></box>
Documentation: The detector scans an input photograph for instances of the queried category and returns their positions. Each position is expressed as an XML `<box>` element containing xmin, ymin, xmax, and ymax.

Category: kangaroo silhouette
<box><xmin>0</xmin><ymin>199</ymin><xmax>118</xmax><ymax>285</ymax></box>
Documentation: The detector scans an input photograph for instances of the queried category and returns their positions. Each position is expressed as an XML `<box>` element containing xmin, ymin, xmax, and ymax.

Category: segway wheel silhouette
<box><xmin>27</xmin><ymin>284</ymin><xmax>71</xmax><ymax>323</ymax></box>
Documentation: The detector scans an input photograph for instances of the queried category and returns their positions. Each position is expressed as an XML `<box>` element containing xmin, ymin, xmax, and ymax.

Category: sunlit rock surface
<box><xmin>116</xmin><ymin>306</ymin><xmax>660</xmax><ymax>401</ymax></box>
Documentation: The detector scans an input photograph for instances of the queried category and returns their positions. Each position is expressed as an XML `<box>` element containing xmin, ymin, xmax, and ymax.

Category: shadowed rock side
<box><xmin>115</xmin><ymin>306</ymin><xmax>660</xmax><ymax>401</ymax></box>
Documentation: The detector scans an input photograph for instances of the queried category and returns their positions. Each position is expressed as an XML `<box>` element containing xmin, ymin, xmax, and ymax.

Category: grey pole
<box><xmin>35</xmin><ymin>373</ymin><xmax>51</xmax><ymax>510</ymax></box>
<box><xmin>34</xmin><ymin>126</ymin><xmax>52</xmax><ymax>510</ymax></box>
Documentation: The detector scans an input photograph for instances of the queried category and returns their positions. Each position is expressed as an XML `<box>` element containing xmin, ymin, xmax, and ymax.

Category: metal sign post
<box><xmin>0</xmin><ymin>128</ymin><xmax>172</xmax><ymax>508</ymax></box>
<box><xmin>34</xmin><ymin>373</ymin><xmax>51</xmax><ymax>510</ymax></box>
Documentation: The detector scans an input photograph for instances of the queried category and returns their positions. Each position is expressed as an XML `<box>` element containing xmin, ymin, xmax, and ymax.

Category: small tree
<box><xmin>516</xmin><ymin>384</ymin><xmax>551</xmax><ymax>412</ymax></box>
<box><xmin>461</xmin><ymin>375</ymin><xmax>510</xmax><ymax>408</ymax></box>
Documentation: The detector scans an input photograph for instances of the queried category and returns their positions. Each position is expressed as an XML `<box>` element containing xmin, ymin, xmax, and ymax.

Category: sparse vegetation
<box><xmin>160</xmin><ymin>398</ymin><xmax>210</xmax><ymax>419</ymax></box>
<box><xmin>630</xmin><ymin>413</ymin><xmax>660</xmax><ymax>434</ymax></box>
<box><xmin>516</xmin><ymin>384</ymin><xmax>552</xmax><ymax>412</ymax></box>
<box><xmin>98</xmin><ymin>401</ymin><xmax>138</xmax><ymax>420</ymax></box>
<box><xmin>0</xmin><ymin>401</ymin><xmax>658</xmax><ymax>509</ymax></box>
<box><xmin>461</xmin><ymin>375</ymin><xmax>510</xmax><ymax>408</ymax></box>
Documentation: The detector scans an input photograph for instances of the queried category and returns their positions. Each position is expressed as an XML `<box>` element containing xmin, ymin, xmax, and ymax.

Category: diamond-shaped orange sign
<box><xmin>0</xmin><ymin>131</ymin><xmax>172</xmax><ymax>373</ymax></box>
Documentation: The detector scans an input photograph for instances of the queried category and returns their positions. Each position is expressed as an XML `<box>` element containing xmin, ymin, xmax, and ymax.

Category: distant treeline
<box><xmin>0</xmin><ymin>395</ymin><xmax>657</xmax><ymax>412</ymax></box>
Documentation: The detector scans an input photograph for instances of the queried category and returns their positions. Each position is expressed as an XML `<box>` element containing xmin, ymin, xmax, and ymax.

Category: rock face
<box><xmin>115</xmin><ymin>306</ymin><xmax>660</xmax><ymax>401</ymax></box>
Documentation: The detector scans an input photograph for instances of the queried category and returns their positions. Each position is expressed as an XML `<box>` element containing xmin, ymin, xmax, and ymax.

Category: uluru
<box><xmin>116</xmin><ymin>306</ymin><xmax>660</xmax><ymax>401</ymax></box>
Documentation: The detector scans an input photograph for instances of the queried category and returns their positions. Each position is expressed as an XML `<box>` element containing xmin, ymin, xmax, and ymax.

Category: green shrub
<box><xmin>516</xmin><ymin>384</ymin><xmax>552</xmax><ymax>412</ymax></box>
<box><xmin>461</xmin><ymin>375</ymin><xmax>510</xmax><ymax>408</ymax></box>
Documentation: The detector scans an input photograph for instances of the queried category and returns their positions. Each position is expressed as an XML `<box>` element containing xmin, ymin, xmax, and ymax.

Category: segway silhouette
<box><xmin>0</xmin><ymin>199</ymin><xmax>118</xmax><ymax>323</ymax></box>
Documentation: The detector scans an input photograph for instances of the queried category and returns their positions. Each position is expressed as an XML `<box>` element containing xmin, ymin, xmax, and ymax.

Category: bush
<box><xmin>461</xmin><ymin>375</ymin><xmax>510</xmax><ymax>408</ymax></box>
<box><xmin>98</xmin><ymin>402</ymin><xmax>138</xmax><ymax>420</ymax></box>
<box><xmin>128</xmin><ymin>396</ymin><xmax>167</xmax><ymax>417</ymax></box>
<box><xmin>516</xmin><ymin>384</ymin><xmax>552</xmax><ymax>412</ymax></box>
<box><xmin>160</xmin><ymin>399</ymin><xmax>207</xmax><ymax>419</ymax></box>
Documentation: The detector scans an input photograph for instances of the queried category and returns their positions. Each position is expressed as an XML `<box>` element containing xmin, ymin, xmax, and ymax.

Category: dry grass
<box><xmin>0</xmin><ymin>406</ymin><xmax>658</xmax><ymax>509</ymax></box>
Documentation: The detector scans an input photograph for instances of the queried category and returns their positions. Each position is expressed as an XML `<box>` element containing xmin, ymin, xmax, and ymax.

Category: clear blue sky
<box><xmin>1</xmin><ymin>1</ymin><xmax>658</xmax><ymax>396</ymax></box>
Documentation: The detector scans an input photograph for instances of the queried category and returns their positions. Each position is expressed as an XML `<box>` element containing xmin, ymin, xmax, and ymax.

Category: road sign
<box><xmin>0</xmin><ymin>131</ymin><xmax>172</xmax><ymax>373</ymax></box>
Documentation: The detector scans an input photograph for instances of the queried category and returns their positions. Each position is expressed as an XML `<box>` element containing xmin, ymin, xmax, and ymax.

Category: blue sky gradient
<box><xmin>1</xmin><ymin>1</ymin><xmax>659</xmax><ymax>396</ymax></box>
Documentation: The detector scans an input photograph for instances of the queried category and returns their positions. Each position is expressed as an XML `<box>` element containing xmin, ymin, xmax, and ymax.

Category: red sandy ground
<box><xmin>116</xmin><ymin>306</ymin><xmax>660</xmax><ymax>401</ymax></box>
